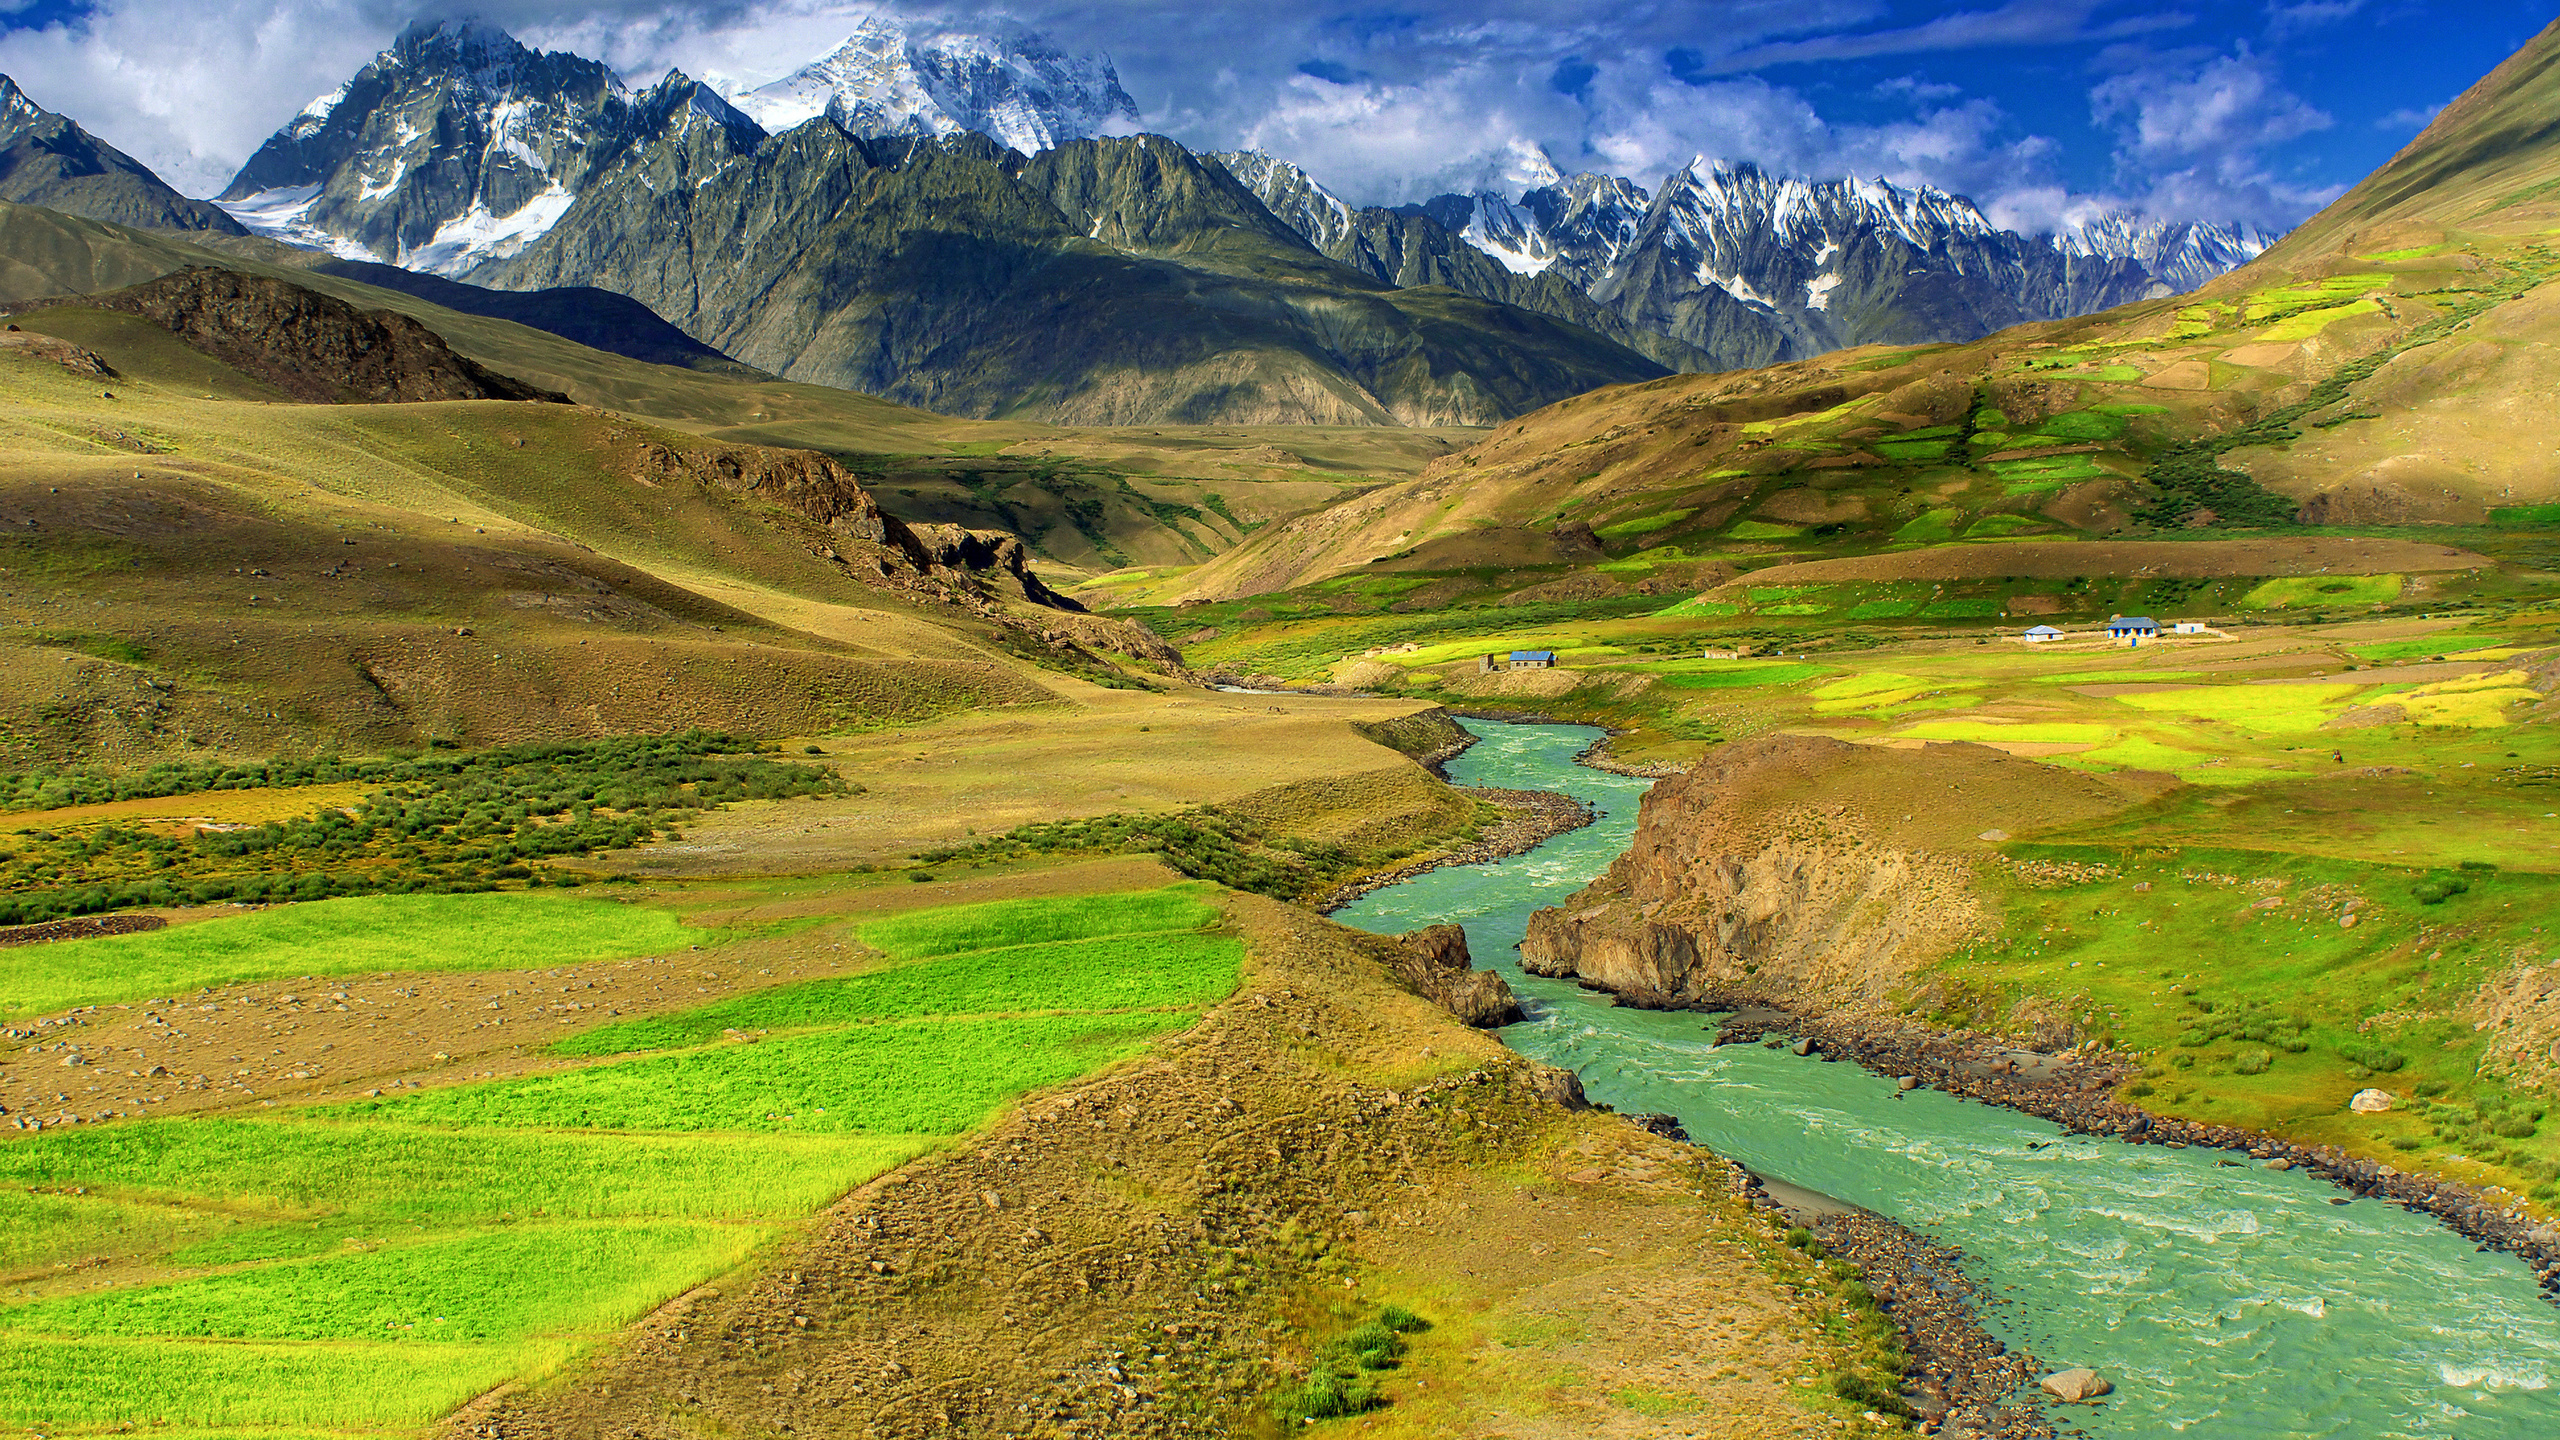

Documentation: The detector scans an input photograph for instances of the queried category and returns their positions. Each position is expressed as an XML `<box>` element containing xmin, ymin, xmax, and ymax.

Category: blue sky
<box><xmin>1</xmin><ymin>0</ymin><xmax>2551</xmax><ymax>229</ymax></box>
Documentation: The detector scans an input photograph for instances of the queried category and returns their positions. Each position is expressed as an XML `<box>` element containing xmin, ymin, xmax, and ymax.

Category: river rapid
<box><xmin>1331</xmin><ymin>718</ymin><xmax>2560</xmax><ymax>1438</ymax></box>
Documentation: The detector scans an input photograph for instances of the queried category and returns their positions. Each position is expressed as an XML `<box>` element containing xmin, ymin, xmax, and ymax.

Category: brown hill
<box><xmin>4</xmin><ymin>267</ymin><xmax>565</xmax><ymax>404</ymax></box>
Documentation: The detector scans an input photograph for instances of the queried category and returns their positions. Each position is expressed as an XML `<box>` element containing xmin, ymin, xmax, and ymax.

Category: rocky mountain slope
<box><xmin>733</xmin><ymin>16</ymin><xmax>1140</xmax><ymax>153</ymax></box>
<box><xmin>1218</xmin><ymin>149</ymin><xmax>2272</xmax><ymax>375</ymax></box>
<box><xmin>0</xmin><ymin>74</ymin><xmax>245</xmax><ymax>236</ymax></box>
<box><xmin>1164</xmin><ymin>17</ymin><xmax>2560</xmax><ymax>599</ymax></box>
<box><xmin>475</xmin><ymin>126</ymin><xmax>1665</xmax><ymax>425</ymax></box>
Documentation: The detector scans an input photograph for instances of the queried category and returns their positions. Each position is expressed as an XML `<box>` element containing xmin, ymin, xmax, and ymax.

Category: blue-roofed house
<box><xmin>1510</xmin><ymin>650</ymin><xmax>1557</xmax><ymax>669</ymax></box>
<box><xmin>2107</xmin><ymin>616</ymin><xmax>2160</xmax><ymax>640</ymax></box>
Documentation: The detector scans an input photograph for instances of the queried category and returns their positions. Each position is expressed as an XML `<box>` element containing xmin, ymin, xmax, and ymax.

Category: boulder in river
<box><xmin>2350</xmin><ymin>1088</ymin><xmax>2396</xmax><ymax>1114</ymax></box>
<box><xmin>2041</xmin><ymin>1368</ymin><xmax>2113</xmax><ymax>1402</ymax></box>
<box><xmin>1791</xmin><ymin>1038</ymin><xmax>1815</xmax><ymax>1057</ymax></box>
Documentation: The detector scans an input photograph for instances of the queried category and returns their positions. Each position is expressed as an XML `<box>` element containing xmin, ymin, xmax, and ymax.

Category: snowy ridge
<box><xmin>0</xmin><ymin>73</ymin><xmax>46</xmax><ymax>133</ymax></box>
<box><xmin>2054</xmin><ymin>214</ymin><xmax>2277</xmax><ymax>296</ymax></box>
<box><xmin>736</xmin><ymin>17</ymin><xmax>1139</xmax><ymax>154</ymax></box>
<box><xmin>1211</xmin><ymin>151</ymin><xmax>1357</xmax><ymax>252</ymax></box>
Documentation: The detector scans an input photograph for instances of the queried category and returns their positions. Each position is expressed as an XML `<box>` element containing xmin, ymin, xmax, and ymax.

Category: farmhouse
<box><xmin>2107</xmin><ymin>616</ymin><xmax>2160</xmax><ymax>640</ymax></box>
<box><xmin>2174</xmin><ymin>620</ymin><xmax>2210</xmax><ymax>635</ymax></box>
<box><xmin>1510</xmin><ymin>650</ymin><xmax>1557</xmax><ymax>669</ymax></box>
<box><xmin>2023</xmin><ymin>625</ymin><xmax>2064</xmax><ymax>643</ymax></box>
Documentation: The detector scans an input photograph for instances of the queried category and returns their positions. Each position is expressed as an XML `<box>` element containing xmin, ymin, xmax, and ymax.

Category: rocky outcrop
<box><xmin>0</xmin><ymin>325</ymin><xmax>113</xmax><ymax>376</ymax></box>
<box><xmin>1521</xmin><ymin>733</ymin><xmax>2152</xmax><ymax>1015</ymax></box>
<box><xmin>4</xmin><ymin>268</ymin><xmax>563</xmax><ymax>404</ymax></box>
<box><xmin>1385</xmin><ymin>924</ymin><xmax>1523</xmax><ymax>1028</ymax></box>
<box><xmin>626</xmin><ymin>438</ymin><xmax>1091</xmax><ymax>615</ymax></box>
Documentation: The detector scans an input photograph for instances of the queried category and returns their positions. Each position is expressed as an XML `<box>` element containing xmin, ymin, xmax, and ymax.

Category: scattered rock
<box><xmin>2349</xmin><ymin>1088</ymin><xmax>2395</xmax><ymax>1114</ymax></box>
<box><xmin>2041</xmin><ymin>1368</ymin><xmax>2113</xmax><ymax>1402</ymax></box>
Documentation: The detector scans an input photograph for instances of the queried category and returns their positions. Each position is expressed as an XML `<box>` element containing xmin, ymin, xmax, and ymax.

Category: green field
<box><xmin>1932</xmin><ymin>843</ymin><xmax>2560</xmax><ymax>1203</ymax></box>
<box><xmin>558</xmin><ymin>931</ymin><xmax>1241</xmax><ymax>1053</ymax></box>
<box><xmin>1</xmin><ymin>892</ymin><xmax>699</xmax><ymax>1018</ymax></box>
<box><xmin>0</xmin><ymin>886</ymin><xmax>1229</xmax><ymax>1428</ymax></box>
<box><xmin>366</xmin><ymin>1010</ymin><xmax>1193</xmax><ymax>1134</ymax></box>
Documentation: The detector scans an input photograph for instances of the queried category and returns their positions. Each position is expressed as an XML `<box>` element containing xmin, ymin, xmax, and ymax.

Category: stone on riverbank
<box><xmin>2041</xmin><ymin>1368</ymin><xmax>2113</xmax><ymax>1402</ymax></box>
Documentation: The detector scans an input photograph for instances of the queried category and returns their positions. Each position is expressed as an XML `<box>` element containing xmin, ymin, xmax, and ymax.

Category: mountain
<box><xmin>0</xmin><ymin>73</ymin><xmax>245</xmax><ymax>235</ymax></box>
<box><xmin>1217</xmin><ymin>151</ymin><xmax>2247</xmax><ymax>375</ymax></box>
<box><xmin>216</xmin><ymin>20</ymin><xmax>760</xmax><ymax>276</ymax></box>
<box><xmin>733</xmin><ymin>16</ymin><xmax>1140</xmax><ymax>153</ymax></box>
<box><xmin>2055</xmin><ymin>214</ymin><xmax>2276</xmax><ymax>296</ymax></box>
<box><xmin>1161</xmin><ymin>16</ymin><xmax>2560</xmax><ymax>600</ymax></box>
<box><xmin>476</xmin><ymin>126</ymin><xmax>1667</xmax><ymax>425</ymax></box>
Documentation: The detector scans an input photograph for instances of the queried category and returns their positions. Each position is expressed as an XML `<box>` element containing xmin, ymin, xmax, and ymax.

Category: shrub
<box><xmin>2495</xmin><ymin>1116</ymin><xmax>2539</xmax><ymax>1140</ymax></box>
<box><xmin>1832</xmin><ymin>1373</ymin><xmax>1917</xmax><ymax>1419</ymax></box>
<box><xmin>2339</xmin><ymin>1042</ymin><xmax>2407</xmax><ymax>1073</ymax></box>
<box><xmin>2390</xmin><ymin>1136</ymin><xmax>2423</xmax><ymax>1151</ymax></box>
<box><xmin>2234</xmin><ymin>1050</ymin><xmax>2273</xmax><ymax>1076</ymax></box>
<box><xmin>2411</xmin><ymin>875</ymin><xmax>2470</xmax><ymax>905</ymax></box>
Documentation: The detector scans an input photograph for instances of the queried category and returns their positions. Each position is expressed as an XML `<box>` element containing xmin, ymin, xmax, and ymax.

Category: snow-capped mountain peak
<box><xmin>218</xmin><ymin>20</ymin><xmax>677</xmax><ymax>276</ymax></box>
<box><xmin>735</xmin><ymin>17</ymin><xmax>1140</xmax><ymax>154</ymax></box>
<box><xmin>1210</xmin><ymin>151</ymin><xmax>1356</xmax><ymax>252</ymax></box>
<box><xmin>2052</xmin><ymin>213</ymin><xmax>2276</xmax><ymax>295</ymax></box>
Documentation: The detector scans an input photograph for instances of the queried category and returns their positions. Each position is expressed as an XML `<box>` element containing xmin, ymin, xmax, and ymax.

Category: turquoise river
<box><xmin>1331</xmin><ymin>719</ymin><xmax>2560</xmax><ymax>1438</ymax></box>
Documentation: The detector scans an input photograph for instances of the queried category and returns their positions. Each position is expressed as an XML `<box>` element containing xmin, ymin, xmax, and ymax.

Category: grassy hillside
<box><xmin>1</xmin><ymin>201</ymin><xmax>1478</xmax><ymax>578</ymax></box>
<box><xmin>1145</xmin><ymin>17</ymin><xmax>2560</xmax><ymax>612</ymax></box>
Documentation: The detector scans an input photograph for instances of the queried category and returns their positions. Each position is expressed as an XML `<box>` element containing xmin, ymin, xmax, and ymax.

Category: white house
<box><xmin>2173</xmin><ymin>620</ymin><xmax>2210</xmax><ymax>635</ymax></box>
<box><xmin>2024</xmin><ymin>625</ymin><xmax>2064</xmax><ymax>643</ymax></box>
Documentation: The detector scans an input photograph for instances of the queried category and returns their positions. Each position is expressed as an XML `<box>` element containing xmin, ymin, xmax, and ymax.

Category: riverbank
<box><xmin>1314</xmin><ymin>786</ymin><xmax>1595</xmax><ymax>912</ymax></box>
<box><xmin>1697</xmin><ymin>1005</ymin><xmax>2560</xmax><ymax>1302</ymax></box>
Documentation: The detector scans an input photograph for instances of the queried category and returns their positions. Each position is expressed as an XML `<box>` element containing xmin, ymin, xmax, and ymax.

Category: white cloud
<box><xmin>2088</xmin><ymin>43</ymin><xmax>2335</xmax><ymax>226</ymax></box>
<box><xmin>0</xmin><ymin>0</ymin><xmax>2354</xmax><ymax>236</ymax></box>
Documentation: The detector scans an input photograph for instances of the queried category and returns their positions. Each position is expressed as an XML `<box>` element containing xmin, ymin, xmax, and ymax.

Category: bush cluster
<box><xmin>916</xmin><ymin>808</ymin><xmax>1358</xmax><ymax>900</ymax></box>
<box><xmin>1272</xmin><ymin>1306</ymin><xmax>1430</xmax><ymax>1423</ymax></box>
<box><xmin>0</xmin><ymin>732</ymin><xmax>843</xmax><ymax>925</ymax></box>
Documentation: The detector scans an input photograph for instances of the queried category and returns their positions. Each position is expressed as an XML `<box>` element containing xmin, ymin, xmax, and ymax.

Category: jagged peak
<box><xmin>0</xmin><ymin>71</ymin><xmax>45</xmax><ymax>131</ymax></box>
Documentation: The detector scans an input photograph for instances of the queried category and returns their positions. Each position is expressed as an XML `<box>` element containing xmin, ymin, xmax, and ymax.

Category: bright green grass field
<box><xmin>857</xmin><ymin>886</ymin><xmax>1220</xmax><ymax>959</ymax></box>
<box><xmin>7</xmin><ymin>1221</ymin><xmax>759</xmax><ymax>1342</ymax></box>
<box><xmin>559</xmin><ymin>931</ymin><xmax>1242</xmax><ymax>1053</ymax></box>
<box><xmin>0</xmin><ymin>1336</ymin><xmax>562</xmax><ymax>1427</ymax></box>
<box><xmin>0</xmin><ymin>885</ymin><xmax>1227</xmax><ymax>1430</ymax></box>
<box><xmin>357</xmin><ymin>1010</ymin><xmax>1191</xmax><ymax>1135</ymax></box>
<box><xmin>2</xmin><ymin>892</ymin><xmax>698</xmax><ymax>1018</ymax></box>
<box><xmin>0</xmin><ymin>1120</ymin><xmax>925</xmax><ymax>1222</ymax></box>
<box><xmin>2239</xmin><ymin>574</ymin><xmax>2404</xmax><ymax>609</ymax></box>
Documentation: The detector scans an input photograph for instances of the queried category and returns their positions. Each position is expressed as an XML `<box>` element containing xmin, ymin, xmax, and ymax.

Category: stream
<box><xmin>1330</xmin><ymin>718</ymin><xmax>2560</xmax><ymax>1438</ymax></box>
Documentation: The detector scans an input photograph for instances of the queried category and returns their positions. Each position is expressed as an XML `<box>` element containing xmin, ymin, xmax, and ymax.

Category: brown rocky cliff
<box><xmin>1381</xmin><ymin>924</ymin><xmax>1524</xmax><ymax>1028</ymax></box>
<box><xmin>1521</xmin><ymin>733</ymin><xmax>2157</xmax><ymax>1015</ymax></box>
<box><xmin>5</xmin><ymin>267</ymin><xmax>564</xmax><ymax>404</ymax></box>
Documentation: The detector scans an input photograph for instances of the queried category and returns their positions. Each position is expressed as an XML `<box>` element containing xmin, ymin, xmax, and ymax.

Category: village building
<box><xmin>2107</xmin><ymin>616</ymin><xmax>2160</xmax><ymax>641</ymax></box>
<box><xmin>2023</xmin><ymin>625</ymin><xmax>2064</xmax><ymax>643</ymax></box>
<box><xmin>2173</xmin><ymin>620</ymin><xmax>2210</xmax><ymax>635</ymax></box>
<box><xmin>1510</xmin><ymin>650</ymin><xmax>1557</xmax><ymax>669</ymax></box>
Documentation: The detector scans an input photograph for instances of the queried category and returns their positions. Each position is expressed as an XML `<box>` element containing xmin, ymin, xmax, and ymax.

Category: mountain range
<box><xmin>4</xmin><ymin>17</ymin><xmax>2276</xmax><ymax>426</ymax></box>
